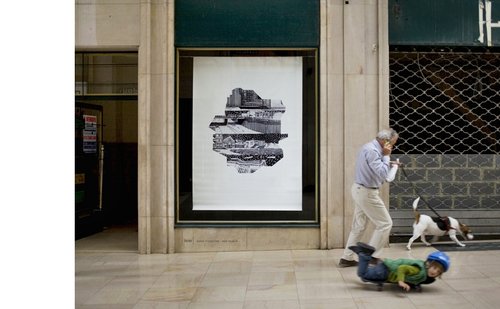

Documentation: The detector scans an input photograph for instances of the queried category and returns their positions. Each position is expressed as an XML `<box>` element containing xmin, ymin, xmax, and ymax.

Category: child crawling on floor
<box><xmin>349</xmin><ymin>242</ymin><xmax>450</xmax><ymax>292</ymax></box>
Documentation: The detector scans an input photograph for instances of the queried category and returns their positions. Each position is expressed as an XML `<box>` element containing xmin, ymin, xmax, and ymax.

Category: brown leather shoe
<box><xmin>338</xmin><ymin>258</ymin><xmax>358</xmax><ymax>267</ymax></box>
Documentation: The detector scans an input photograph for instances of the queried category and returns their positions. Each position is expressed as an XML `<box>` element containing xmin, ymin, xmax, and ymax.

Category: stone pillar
<box><xmin>322</xmin><ymin>0</ymin><xmax>389</xmax><ymax>249</ymax></box>
<box><xmin>138</xmin><ymin>0</ymin><xmax>173</xmax><ymax>254</ymax></box>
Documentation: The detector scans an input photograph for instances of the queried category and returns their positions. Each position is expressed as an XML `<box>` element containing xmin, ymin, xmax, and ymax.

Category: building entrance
<box><xmin>75</xmin><ymin>52</ymin><xmax>138</xmax><ymax>241</ymax></box>
<box><xmin>75</xmin><ymin>103</ymin><xmax>103</xmax><ymax>239</ymax></box>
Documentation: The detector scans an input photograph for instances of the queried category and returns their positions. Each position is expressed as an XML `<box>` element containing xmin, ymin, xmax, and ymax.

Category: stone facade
<box><xmin>390</xmin><ymin>154</ymin><xmax>500</xmax><ymax>210</ymax></box>
<box><xmin>75</xmin><ymin>0</ymin><xmax>393</xmax><ymax>253</ymax></box>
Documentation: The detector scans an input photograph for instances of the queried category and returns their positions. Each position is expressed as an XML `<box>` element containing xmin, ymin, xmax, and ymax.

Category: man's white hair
<box><xmin>377</xmin><ymin>128</ymin><xmax>398</xmax><ymax>140</ymax></box>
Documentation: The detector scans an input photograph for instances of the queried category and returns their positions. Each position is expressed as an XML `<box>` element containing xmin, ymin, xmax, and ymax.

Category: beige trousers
<box><xmin>341</xmin><ymin>183</ymin><xmax>393</xmax><ymax>260</ymax></box>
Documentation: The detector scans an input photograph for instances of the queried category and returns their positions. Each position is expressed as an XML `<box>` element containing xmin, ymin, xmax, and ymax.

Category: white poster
<box><xmin>192</xmin><ymin>57</ymin><xmax>303</xmax><ymax>211</ymax></box>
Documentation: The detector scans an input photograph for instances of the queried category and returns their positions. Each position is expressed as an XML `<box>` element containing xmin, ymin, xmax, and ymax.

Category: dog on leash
<box><xmin>406</xmin><ymin>197</ymin><xmax>474</xmax><ymax>250</ymax></box>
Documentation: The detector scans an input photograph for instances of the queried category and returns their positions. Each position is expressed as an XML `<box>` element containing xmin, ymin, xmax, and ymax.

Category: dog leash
<box><xmin>399</xmin><ymin>165</ymin><xmax>445</xmax><ymax>219</ymax></box>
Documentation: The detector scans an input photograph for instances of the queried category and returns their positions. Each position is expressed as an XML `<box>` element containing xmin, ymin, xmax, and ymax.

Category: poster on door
<box><xmin>83</xmin><ymin>115</ymin><xmax>97</xmax><ymax>154</ymax></box>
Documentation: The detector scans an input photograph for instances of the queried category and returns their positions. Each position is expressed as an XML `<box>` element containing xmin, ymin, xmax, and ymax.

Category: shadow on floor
<box><xmin>75</xmin><ymin>224</ymin><xmax>138</xmax><ymax>252</ymax></box>
<box><xmin>432</xmin><ymin>241</ymin><xmax>500</xmax><ymax>252</ymax></box>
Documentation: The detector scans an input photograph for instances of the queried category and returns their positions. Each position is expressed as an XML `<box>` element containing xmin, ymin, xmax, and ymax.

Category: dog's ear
<box><xmin>459</xmin><ymin>223</ymin><xmax>470</xmax><ymax>233</ymax></box>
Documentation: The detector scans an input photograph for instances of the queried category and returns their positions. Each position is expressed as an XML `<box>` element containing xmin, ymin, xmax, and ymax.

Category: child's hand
<box><xmin>398</xmin><ymin>281</ymin><xmax>410</xmax><ymax>292</ymax></box>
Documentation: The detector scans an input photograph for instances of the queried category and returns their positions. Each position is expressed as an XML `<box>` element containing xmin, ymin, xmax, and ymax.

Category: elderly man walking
<box><xmin>339</xmin><ymin>128</ymin><xmax>401</xmax><ymax>267</ymax></box>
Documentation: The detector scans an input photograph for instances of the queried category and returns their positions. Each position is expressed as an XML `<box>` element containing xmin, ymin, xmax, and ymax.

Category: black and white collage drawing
<box><xmin>209</xmin><ymin>88</ymin><xmax>288</xmax><ymax>174</ymax></box>
<box><xmin>192</xmin><ymin>57</ymin><xmax>302</xmax><ymax>211</ymax></box>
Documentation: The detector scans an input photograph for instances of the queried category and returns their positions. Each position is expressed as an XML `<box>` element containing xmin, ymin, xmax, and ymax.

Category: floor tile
<box><xmin>77</xmin><ymin>305</ymin><xmax>136</xmax><ymax>309</ymax></box>
<box><xmin>133</xmin><ymin>300</ymin><xmax>190</xmax><ymax>309</ymax></box>
<box><xmin>191</xmin><ymin>286</ymin><xmax>247</xmax><ymax>302</ymax></box>
<box><xmin>244</xmin><ymin>299</ymin><xmax>300</xmax><ymax>309</ymax></box>
<box><xmin>353</xmin><ymin>295</ymin><xmax>417</xmax><ymax>309</ymax></box>
<box><xmin>445</xmin><ymin>277</ymin><xmax>500</xmax><ymax>292</ymax></box>
<box><xmin>408</xmin><ymin>293</ymin><xmax>474</xmax><ymax>308</ymax></box>
<box><xmin>213</xmin><ymin>251</ymin><xmax>254</xmax><ymax>262</ymax></box>
<box><xmin>83</xmin><ymin>287</ymin><xmax>147</xmax><ymax>305</ymax></box>
<box><xmin>295</xmin><ymin>270</ymin><xmax>343</xmax><ymax>283</ymax></box>
<box><xmin>153</xmin><ymin>273</ymin><xmax>205</xmax><ymax>288</ymax></box>
<box><xmin>251</xmin><ymin>260</ymin><xmax>295</xmax><ymax>273</ymax></box>
<box><xmin>459</xmin><ymin>288</ymin><xmax>500</xmax><ymax>309</ymax></box>
<box><xmin>75</xmin><ymin>227</ymin><xmax>500</xmax><ymax>309</ymax></box>
<box><xmin>252</xmin><ymin>250</ymin><xmax>293</xmax><ymax>262</ymax></box>
<box><xmin>297</xmin><ymin>282</ymin><xmax>351</xmax><ymax>300</ymax></box>
<box><xmin>200</xmin><ymin>273</ymin><xmax>250</xmax><ymax>287</ymax></box>
<box><xmin>140</xmin><ymin>287</ymin><xmax>197</xmax><ymax>302</ymax></box>
<box><xmin>248</xmin><ymin>271</ymin><xmax>295</xmax><ymax>286</ymax></box>
<box><xmin>444</xmin><ymin>265</ymin><xmax>487</xmax><ymax>279</ymax></box>
<box><xmin>299</xmin><ymin>298</ymin><xmax>357</xmax><ymax>309</ymax></box>
<box><xmin>245</xmin><ymin>284</ymin><xmax>298</xmax><ymax>301</ymax></box>
<box><xmin>293</xmin><ymin>258</ymin><xmax>336</xmax><ymax>272</ymax></box>
<box><xmin>188</xmin><ymin>301</ymin><xmax>244</xmax><ymax>309</ymax></box>
<box><xmin>75</xmin><ymin>276</ymin><xmax>114</xmax><ymax>305</ymax></box>
<box><xmin>207</xmin><ymin>261</ymin><xmax>252</xmax><ymax>274</ymax></box>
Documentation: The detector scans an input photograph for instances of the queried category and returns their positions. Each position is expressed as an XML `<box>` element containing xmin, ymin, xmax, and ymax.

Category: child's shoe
<box><xmin>348</xmin><ymin>242</ymin><xmax>375</xmax><ymax>256</ymax></box>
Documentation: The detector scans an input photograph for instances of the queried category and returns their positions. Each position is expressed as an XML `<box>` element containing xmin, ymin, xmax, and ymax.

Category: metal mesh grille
<box><xmin>389</xmin><ymin>47</ymin><xmax>500</xmax><ymax>154</ymax></box>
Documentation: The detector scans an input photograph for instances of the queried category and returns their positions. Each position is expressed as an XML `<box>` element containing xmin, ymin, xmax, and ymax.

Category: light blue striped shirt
<box><xmin>354</xmin><ymin>139</ymin><xmax>392</xmax><ymax>188</ymax></box>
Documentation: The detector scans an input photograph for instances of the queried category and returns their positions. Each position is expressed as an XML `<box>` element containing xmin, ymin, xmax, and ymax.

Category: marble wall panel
<box><xmin>150</xmin><ymin>74</ymin><xmax>167</xmax><ymax>146</ymax></box>
<box><xmin>247</xmin><ymin>229</ymin><xmax>320</xmax><ymax>250</ymax></box>
<box><xmin>150</xmin><ymin>146</ymin><xmax>167</xmax><ymax>218</ymax></box>
<box><xmin>150</xmin><ymin>216</ymin><xmax>167</xmax><ymax>253</ymax></box>
<box><xmin>76</xmin><ymin>3</ymin><xmax>140</xmax><ymax>47</ymax></box>
<box><xmin>175</xmin><ymin>228</ymin><xmax>248</xmax><ymax>252</ymax></box>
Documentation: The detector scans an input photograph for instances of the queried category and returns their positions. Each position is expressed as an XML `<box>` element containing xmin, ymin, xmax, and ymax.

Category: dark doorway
<box><xmin>75</xmin><ymin>52</ymin><xmax>138</xmax><ymax>240</ymax></box>
<box><xmin>75</xmin><ymin>97</ymin><xmax>138</xmax><ymax>239</ymax></box>
<box><xmin>75</xmin><ymin>102</ymin><xmax>104</xmax><ymax>239</ymax></box>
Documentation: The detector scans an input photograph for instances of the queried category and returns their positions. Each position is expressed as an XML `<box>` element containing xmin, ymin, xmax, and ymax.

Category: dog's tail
<box><xmin>412</xmin><ymin>197</ymin><xmax>421</xmax><ymax>224</ymax></box>
<box><xmin>412</xmin><ymin>197</ymin><xmax>420</xmax><ymax>211</ymax></box>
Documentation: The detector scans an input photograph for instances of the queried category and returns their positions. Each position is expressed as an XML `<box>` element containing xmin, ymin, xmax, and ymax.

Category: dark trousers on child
<box><xmin>357</xmin><ymin>253</ymin><xmax>389</xmax><ymax>282</ymax></box>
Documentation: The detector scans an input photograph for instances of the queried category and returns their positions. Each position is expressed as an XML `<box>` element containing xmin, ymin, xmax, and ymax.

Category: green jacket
<box><xmin>383</xmin><ymin>258</ymin><xmax>427</xmax><ymax>285</ymax></box>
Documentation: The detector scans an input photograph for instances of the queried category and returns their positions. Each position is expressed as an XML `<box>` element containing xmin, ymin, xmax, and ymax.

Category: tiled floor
<box><xmin>76</xmin><ymin>227</ymin><xmax>500</xmax><ymax>308</ymax></box>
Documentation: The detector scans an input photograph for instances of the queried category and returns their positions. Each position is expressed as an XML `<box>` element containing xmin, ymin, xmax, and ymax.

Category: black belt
<box><xmin>356</xmin><ymin>183</ymin><xmax>378</xmax><ymax>190</ymax></box>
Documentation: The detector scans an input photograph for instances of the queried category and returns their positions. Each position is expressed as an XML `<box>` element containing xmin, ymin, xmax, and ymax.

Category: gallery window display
<box><xmin>176</xmin><ymin>49</ymin><xmax>319</xmax><ymax>225</ymax></box>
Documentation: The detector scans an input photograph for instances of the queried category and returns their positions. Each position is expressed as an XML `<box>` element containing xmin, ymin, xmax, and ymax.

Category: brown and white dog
<box><xmin>406</xmin><ymin>197</ymin><xmax>474</xmax><ymax>250</ymax></box>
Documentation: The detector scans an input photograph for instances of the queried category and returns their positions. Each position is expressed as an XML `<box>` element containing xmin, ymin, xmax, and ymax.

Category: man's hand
<box><xmin>398</xmin><ymin>281</ymin><xmax>410</xmax><ymax>292</ymax></box>
<box><xmin>390</xmin><ymin>159</ymin><xmax>403</xmax><ymax>166</ymax></box>
<box><xmin>382</xmin><ymin>141</ymin><xmax>393</xmax><ymax>156</ymax></box>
